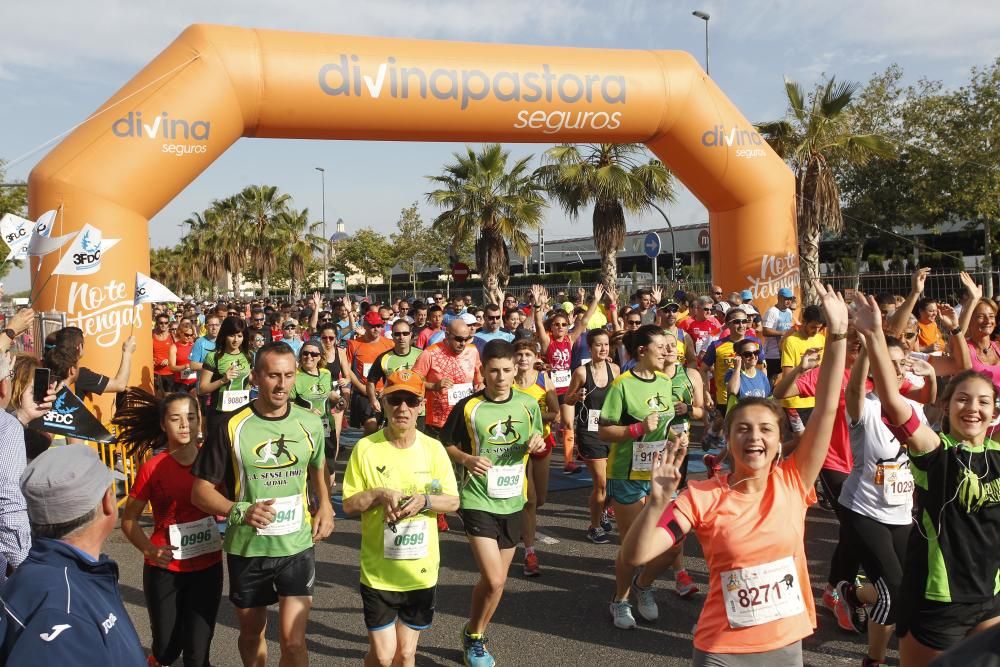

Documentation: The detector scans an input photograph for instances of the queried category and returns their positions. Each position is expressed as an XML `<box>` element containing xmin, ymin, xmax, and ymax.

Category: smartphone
<box><xmin>33</xmin><ymin>367</ymin><xmax>51</xmax><ymax>404</ymax></box>
<box><xmin>669</xmin><ymin>422</ymin><xmax>690</xmax><ymax>436</ymax></box>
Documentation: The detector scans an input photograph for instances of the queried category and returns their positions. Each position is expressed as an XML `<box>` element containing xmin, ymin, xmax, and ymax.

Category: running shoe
<box><xmin>600</xmin><ymin>509</ymin><xmax>614</xmax><ymax>533</ymax></box>
<box><xmin>609</xmin><ymin>599</ymin><xmax>637</xmax><ymax>629</ymax></box>
<box><xmin>563</xmin><ymin>461</ymin><xmax>582</xmax><ymax>474</ymax></box>
<box><xmin>702</xmin><ymin>454</ymin><xmax>721</xmax><ymax>479</ymax></box>
<box><xmin>587</xmin><ymin>526</ymin><xmax>611</xmax><ymax>544</ymax></box>
<box><xmin>834</xmin><ymin>581</ymin><xmax>868</xmax><ymax>634</ymax></box>
<box><xmin>462</xmin><ymin>625</ymin><xmax>496</xmax><ymax>667</ymax></box>
<box><xmin>437</xmin><ymin>513</ymin><xmax>450</xmax><ymax>533</ymax></box>
<box><xmin>523</xmin><ymin>552</ymin><xmax>540</xmax><ymax>577</ymax></box>
<box><xmin>822</xmin><ymin>585</ymin><xmax>839</xmax><ymax>614</ymax></box>
<box><xmin>674</xmin><ymin>569</ymin><xmax>699</xmax><ymax>599</ymax></box>
<box><xmin>632</xmin><ymin>575</ymin><xmax>659</xmax><ymax>622</ymax></box>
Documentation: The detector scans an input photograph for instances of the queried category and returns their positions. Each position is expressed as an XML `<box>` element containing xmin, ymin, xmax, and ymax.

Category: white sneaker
<box><xmin>632</xmin><ymin>576</ymin><xmax>659</xmax><ymax>622</ymax></box>
<box><xmin>609</xmin><ymin>599</ymin><xmax>637</xmax><ymax>629</ymax></box>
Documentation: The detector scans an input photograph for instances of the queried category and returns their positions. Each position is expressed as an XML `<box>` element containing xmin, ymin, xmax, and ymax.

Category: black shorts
<box><xmin>577</xmin><ymin>432</ymin><xmax>609</xmax><ymax>461</ymax></box>
<box><xmin>360</xmin><ymin>584</ymin><xmax>435</xmax><ymax>631</ymax></box>
<box><xmin>349</xmin><ymin>392</ymin><xmax>377</xmax><ymax>428</ymax></box>
<box><xmin>897</xmin><ymin>592</ymin><xmax>1000</xmax><ymax>651</ymax></box>
<box><xmin>459</xmin><ymin>508</ymin><xmax>522</xmax><ymax>550</ymax></box>
<box><xmin>154</xmin><ymin>374</ymin><xmax>174</xmax><ymax>394</ymax></box>
<box><xmin>227</xmin><ymin>548</ymin><xmax>316</xmax><ymax>608</ymax></box>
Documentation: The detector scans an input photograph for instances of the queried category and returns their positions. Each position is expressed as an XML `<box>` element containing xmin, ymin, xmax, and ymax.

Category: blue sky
<box><xmin>1</xmin><ymin>0</ymin><xmax>997</xmax><ymax>291</ymax></box>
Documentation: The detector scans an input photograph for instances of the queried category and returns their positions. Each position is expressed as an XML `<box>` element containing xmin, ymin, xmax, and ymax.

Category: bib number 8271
<box><xmin>393</xmin><ymin>532</ymin><xmax>425</xmax><ymax>547</ymax></box>
<box><xmin>738</xmin><ymin>582</ymin><xmax>784</xmax><ymax>608</ymax></box>
<box><xmin>179</xmin><ymin>529</ymin><xmax>213</xmax><ymax>547</ymax></box>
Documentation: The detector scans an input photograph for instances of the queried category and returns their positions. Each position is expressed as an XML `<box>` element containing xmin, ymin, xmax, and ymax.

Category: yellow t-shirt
<box><xmin>516</xmin><ymin>381</ymin><xmax>552</xmax><ymax>438</ymax></box>
<box><xmin>342</xmin><ymin>430</ymin><xmax>459</xmax><ymax>592</ymax></box>
<box><xmin>780</xmin><ymin>332</ymin><xmax>826</xmax><ymax>408</ymax></box>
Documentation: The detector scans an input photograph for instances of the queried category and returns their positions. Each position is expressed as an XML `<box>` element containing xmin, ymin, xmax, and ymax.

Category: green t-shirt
<box><xmin>667</xmin><ymin>363</ymin><xmax>694</xmax><ymax>429</ymax></box>
<box><xmin>191</xmin><ymin>402</ymin><xmax>326</xmax><ymax>557</ymax></box>
<box><xmin>204</xmin><ymin>351</ymin><xmax>253</xmax><ymax>413</ymax></box>
<box><xmin>342</xmin><ymin>430</ymin><xmax>459</xmax><ymax>592</ymax></box>
<box><xmin>290</xmin><ymin>369</ymin><xmax>333</xmax><ymax>415</ymax></box>
<box><xmin>367</xmin><ymin>348</ymin><xmax>424</xmax><ymax>416</ymax></box>
<box><xmin>601</xmin><ymin>369</ymin><xmax>676</xmax><ymax>481</ymax></box>
<box><xmin>440</xmin><ymin>389</ymin><xmax>543</xmax><ymax>515</ymax></box>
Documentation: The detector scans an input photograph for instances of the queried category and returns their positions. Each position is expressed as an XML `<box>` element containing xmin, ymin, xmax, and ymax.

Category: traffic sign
<box><xmin>643</xmin><ymin>232</ymin><xmax>661</xmax><ymax>259</ymax></box>
<box><xmin>452</xmin><ymin>262</ymin><xmax>470</xmax><ymax>283</ymax></box>
<box><xmin>330</xmin><ymin>271</ymin><xmax>346</xmax><ymax>291</ymax></box>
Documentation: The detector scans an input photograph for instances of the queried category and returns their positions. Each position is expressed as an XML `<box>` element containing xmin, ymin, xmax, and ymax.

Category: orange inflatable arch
<box><xmin>29</xmin><ymin>24</ymin><xmax>797</xmax><ymax>413</ymax></box>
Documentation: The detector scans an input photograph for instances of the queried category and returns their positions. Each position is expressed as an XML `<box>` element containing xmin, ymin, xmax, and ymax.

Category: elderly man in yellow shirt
<box><xmin>779</xmin><ymin>304</ymin><xmax>827</xmax><ymax>433</ymax></box>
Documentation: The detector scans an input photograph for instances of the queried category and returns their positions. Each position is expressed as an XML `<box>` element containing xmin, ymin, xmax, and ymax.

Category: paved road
<box><xmin>104</xmin><ymin>432</ymin><xmax>888</xmax><ymax>666</ymax></box>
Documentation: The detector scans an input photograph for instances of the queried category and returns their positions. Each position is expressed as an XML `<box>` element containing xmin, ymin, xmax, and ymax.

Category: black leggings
<box><xmin>839</xmin><ymin>507</ymin><xmax>910</xmax><ymax>625</ymax></box>
<box><xmin>817</xmin><ymin>468</ymin><xmax>860</xmax><ymax>587</ymax></box>
<box><xmin>143</xmin><ymin>561</ymin><xmax>224</xmax><ymax>667</ymax></box>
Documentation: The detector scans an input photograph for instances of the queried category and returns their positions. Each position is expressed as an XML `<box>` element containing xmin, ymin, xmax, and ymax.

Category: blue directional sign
<box><xmin>643</xmin><ymin>232</ymin><xmax>661</xmax><ymax>259</ymax></box>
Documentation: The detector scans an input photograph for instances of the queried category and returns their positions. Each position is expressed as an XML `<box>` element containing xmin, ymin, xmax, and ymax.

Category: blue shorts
<box><xmin>606</xmin><ymin>479</ymin><xmax>651</xmax><ymax>505</ymax></box>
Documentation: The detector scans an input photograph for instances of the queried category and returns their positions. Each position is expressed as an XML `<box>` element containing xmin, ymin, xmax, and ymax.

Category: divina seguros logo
<box><xmin>318</xmin><ymin>55</ymin><xmax>627</xmax><ymax>135</ymax></box>
<box><xmin>701</xmin><ymin>124</ymin><xmax>767</xmax><ymax>159</ymax></box>
<box><xmin>112</xmin><ymin>111</ymin><xmax>211</xmax><ymax>158</ymax></box>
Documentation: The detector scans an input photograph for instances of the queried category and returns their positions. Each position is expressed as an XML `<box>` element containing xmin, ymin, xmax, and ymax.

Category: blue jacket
<box><xmin>0</xmin><ymin>538</ymin><xmax>145</xmax><ymax>666</ymax></box>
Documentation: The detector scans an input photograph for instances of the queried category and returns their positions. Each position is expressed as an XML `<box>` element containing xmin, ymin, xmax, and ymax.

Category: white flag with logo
<box><xmin>134</xmin><ymin>272</ymin><xmax>181</xmax><ymax>305</ymax></box>
<box><xmin>0</xmin><ymin>213</ymin><xmax>33</xmax><ymax>261</ymax></box>
<box><xmin>26</xmin><ymin>210</ymin><xmax>72</xmax><ymax>257</ymax></box>
<box><xmin>51</xmin><ymin>224</ymin><xmax>120</xmax><ymax>276</ymax></box>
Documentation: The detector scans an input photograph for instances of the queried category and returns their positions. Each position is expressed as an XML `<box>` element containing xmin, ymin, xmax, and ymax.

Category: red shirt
<box><xmin>129</xmin><ymin>451</ymin><xmax>222</xmax><ymax>573</ymax></box>
<box><xmin>172</xmin><ymin>340</ymin><xmax>195</xmax><ymax>386</ymax></box>
<box><xmin>546</xmin><ymin>337</ymin><xmax>572</xmax><ymax>395</ymax></box>
<box><xmin>681</xmin><ymin>317</ymin><xmax>722</xmax><ymax>356</ymax></box>
<box><xmin>794</xmin><ymin>366</ymin><xmax>875</xmax><ymax>475</ymax></box>
<box><xmin>152</xmin><ymin>334</ymin><xmax>174</xmax><ymax>377</ymax></box>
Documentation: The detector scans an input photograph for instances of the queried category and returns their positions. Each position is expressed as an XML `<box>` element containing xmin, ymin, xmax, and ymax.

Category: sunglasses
<box><xmin>386</xmin><ymin>393</ymin><xmax>421</xmax><ymax>407</ymax></box>
<box><xmin>283</xmin><ymin>325</ymin><xmax>297</xmax><ymax>330</ymax></box>
<box><xmin>450</xmin><ymin>335</ymin><xmax>471</xmax><ymax>343</ymax></box>
<box><xmin>713</xmin><ymin>291</ymin><xmax>723</xmax><ymax>296</ymax></box>
<box><xmin>392</xmin><ymin>331</ymin><xmax>412</xmax><ymax>337</ymax></box>
<box><xmin>157</xmin><ymin>321</ymin><xmax>169</xmax><ymax>326</ymax></box>
<box><xmin>486</xmin><ymin>315</ymin><xmax>501</xmax><ymax>321</ymax></box>
<box><xmin>253</xmin><ymin>318</ymin><xmax>265</xmax><ymax>322</ymax></box>
<box><xmin>702</xmin><ymin>307</ymin><xmax>713</xmax><ymax>312</ymax></box>
<box><xmin>903</xmin><ymin>332</ymin><xmax>917</xmax><ymax>340</ymax></box>
<box><xmin>300</xmin><ymin>351</ymin><xmax>321</xmax><ymax>358</ymax></box>
<box><xmin>741</xmin><ymin>350</ymin><xmax>760</xmax><ymax>357</ymax></box>
<box><xmin>626</xmin><ymin>319</ymin><xmax>642</xmax><ymax>326</ymax></box>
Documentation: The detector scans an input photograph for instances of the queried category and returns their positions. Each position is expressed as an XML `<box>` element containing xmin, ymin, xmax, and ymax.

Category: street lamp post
<box><xmin>314</xmin><ymin>167</ymin><xmax>327</xmax><ymax>292</ymax></box>
<box><xmin>649</xmin><ymin>202</ymin><xmax>678</xmax><ymax>281</ymax></box>
<box><xmin>692</xmin><ymin>11</ymin><xmax>710</xmax><ymax>75</ymax></box>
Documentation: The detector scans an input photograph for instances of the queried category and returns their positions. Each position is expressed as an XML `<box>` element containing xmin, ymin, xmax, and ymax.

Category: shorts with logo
<box><xmin>360</xmin><ymin>583</ymin><xmax>436</xmax><ymax>631</ymax></box>
<box><xmin>897</xmin><ymin>593</ymin><xmax>1000</xmax><ymax>651</ymax></box>
<box><xmin>227</xmin><ymin>548</ymin><xmax>315</xmax><ymax>608</ymax></box>
<box><xmin>606</xmin><ymin>479</ymin><xmax>651</xmax><ymax>505</ymax></box>
<box><xmin>459</xmin><ymin>508</ymin><xmax>523</xmax><ymax>550</ymax></box>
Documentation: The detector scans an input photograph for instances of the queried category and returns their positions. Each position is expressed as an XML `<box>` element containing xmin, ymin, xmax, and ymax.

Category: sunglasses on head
<box><xmin>300</xmin><ymin>351</ymin><xmax>321</xmax><ymax>358</ymax></box>
<box><xmin>386</xmin><ymin>393</ymin><xmax>421</xmax><ymax>407</ymax></box>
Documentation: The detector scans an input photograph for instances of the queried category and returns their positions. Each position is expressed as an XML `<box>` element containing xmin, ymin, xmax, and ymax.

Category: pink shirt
<box><xmin>968</xmin><ymin>340</ymin><xmax>1000</xmax><ymax>390</ymax></box>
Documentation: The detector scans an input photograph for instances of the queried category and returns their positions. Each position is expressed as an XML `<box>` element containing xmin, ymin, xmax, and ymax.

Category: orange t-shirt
<box><xmin>412</xmin><ymin>344</ymin><xmax>482</xmax><ymax>428</ymax></box>
<box><xmin>346</xmin><ymin>337</ymin><xmax>394</xmax><ymax>388</ymax></box>
<box><xmin>152</xmin><ymin>334</ymin><xmax>174</xmax><ymax>377</ymax></box>
<box><xmin>670</xmin><ymin>457</ymin><xmax>817</xmax><ymax>654</ymax></box>
<box><xmin>917</xmin><ymin>320</ymin><xmax>943</xmax><ymax>352</ymax></box>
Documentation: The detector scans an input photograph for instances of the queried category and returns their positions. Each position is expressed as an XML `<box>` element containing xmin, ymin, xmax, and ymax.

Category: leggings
<box><xmin>817</xmin><ymin>468</ymin><xmax>860</xmax><ymax>588</ymax></box>
<box><xmin>839</xmin><ymin>507</ymin><xmax>909</xmax><ymax>625</ymax></box>
<box><xmin>143</xmin><ymin>561</ymin><xmax>224</xmax><ymax>667</ymax></box>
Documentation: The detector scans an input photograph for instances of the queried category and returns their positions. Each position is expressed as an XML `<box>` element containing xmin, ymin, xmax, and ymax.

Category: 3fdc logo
<box><xmin>72</xmin><ymin>230</ymin><xmax>102</xmax><ymax>270</ymax></box>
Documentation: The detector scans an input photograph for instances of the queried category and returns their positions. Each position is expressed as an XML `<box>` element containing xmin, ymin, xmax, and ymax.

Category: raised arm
<box><xmin>885</xmin><ymin>267</ymin><xmax>929</xmax><ymax>338</ymax></box>
<box><xmin>529</xmin><ymin>284</ymin><xmax>552</xmax><ymax>351</ymax></box>
<box><xmin>725</xmin><ymin>356</ymin><xmax>743</xmax><ymax>397</ymax></box>
<box><xmin>570</xmin><ymin>284</ymin><xmax>605</xmax><ymax>342</ymax></box>
<box><xmin>790</xmin><ymin>282</ymin><xmax>849</xmax><ymax>486</ymax></box>
<box><xmin>854</xmin><ymin>292</ymin><xmax>940</xmax><ymax>454</ymax></box>
<box><xmin>845</xmin><ymin>345</ymin><xmax>869</xmax><ymax>424</ymax></box>
<box><xmin>104</xmin><ymin>336</ymin><xmax>137</xmax><ymax>393</ymax></box>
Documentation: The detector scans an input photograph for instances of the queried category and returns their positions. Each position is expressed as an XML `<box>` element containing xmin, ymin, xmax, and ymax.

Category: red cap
<box><xmin>363</xmin><ymin>311</ymin><xmax>384</xmax><ymax>326</ymax></box>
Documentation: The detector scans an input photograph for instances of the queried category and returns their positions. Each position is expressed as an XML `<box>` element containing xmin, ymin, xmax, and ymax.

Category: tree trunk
<box><xmin>798</xmin><ymin>218</ymin><xmax>821</xmax><ymax>304</ymax></box>
<box><xmin>593</xmin><ymin>200</ymin><xmax>626</xmax><ymax>292</ymax></box>
<box><xmin>600</xmin><ymin>249</ymin><xmax>618</xmax><ymax>294</ymax></box>
<box><xmin>260</xmin><ymin>267</ymin><xmax>270</xmax><ymax>298</ymax></box>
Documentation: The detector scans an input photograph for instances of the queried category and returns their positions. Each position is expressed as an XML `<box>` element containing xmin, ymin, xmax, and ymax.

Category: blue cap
<box><xmin>778</xmin><ymin>287</ymin><xmax>794</xmax><ymax>298</ymax></box>
<box><xmin>740</xmin><ymin>289</ymin><xmax>753</xmax><ymax>301</ymax></box>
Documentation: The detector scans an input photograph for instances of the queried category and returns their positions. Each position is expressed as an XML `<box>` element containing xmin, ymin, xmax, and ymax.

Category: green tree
<box><xmin>390</xmin><ymin>203</ymin><xmax>426</xmax><ymax>291</ymax></box>
<box><xmin>757</xmin><ymin>77</ymin><xmax>896</xmax><ymax>301</ymax></box>
<box><xmin>330</xmin><ymin>228</ymin><xmax>394</xmax><ymax>295</ymax></box>
<box><xmin>0</xmin><ymin>159</ymin><xmax>28</xmax><ymax>280</ymax></box>
<box><xmin>238</xmin><ymin>184</ymin><xmax>291</xmax><ymax>297</ymax></box>
<box><xmin>427</xmin><ymin>144</ymin><xmax>546</xmax><ymax>301</ymax></box>
<box><xmin>535</xmin><ymin>143</ymin><xmax>674</xmax><ymax>291</ymax></box>
<box><xmin>281</xmin><ymin>207</ymin><xmax>325</xmax><ymax>300</ymax></box>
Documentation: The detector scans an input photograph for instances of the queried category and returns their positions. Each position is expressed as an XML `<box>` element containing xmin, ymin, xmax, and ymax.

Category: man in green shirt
<box><xmin>441</xmin><ymin>340</ymin><xmax>545</xmax><ymax>667</ymax></box>
<box><xmin>192</xmin><ymin>341</ymin><xmax>335</xmax><ymax>667</ymax></box>
<box><xmin>367</xmin><ymin>319</ymin><xmax>424</xmax><ymax>428</ymax></box>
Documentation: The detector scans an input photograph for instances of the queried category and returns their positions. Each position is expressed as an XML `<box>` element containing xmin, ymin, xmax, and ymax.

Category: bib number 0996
<box><xmin>179</xmin><ymin>528</ymin><xmax>214</xmax><ymax>547</ymax></box>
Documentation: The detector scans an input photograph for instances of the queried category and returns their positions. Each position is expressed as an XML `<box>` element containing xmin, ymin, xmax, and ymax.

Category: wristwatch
<box><xmin>951</xmin><ymin>327</ymin><xmax>962</xmax><ymax>336</ymax></box>
<box><xmin>2</xmin><ymin>329</ymin><xmax>15</xmax><ymax>342</ymax></box>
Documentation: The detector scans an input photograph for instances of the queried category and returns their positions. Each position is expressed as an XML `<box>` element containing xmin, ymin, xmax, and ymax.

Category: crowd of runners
<box><xmin>1</xmin><ymin>268</ymin><xmax>1000</xmax><ymax>666</ymax></box>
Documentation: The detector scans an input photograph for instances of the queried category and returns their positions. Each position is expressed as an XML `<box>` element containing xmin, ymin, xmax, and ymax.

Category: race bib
<box><xmin>221</xmin><ymin>390</ymin><xmax>250</xmax><ymax>412</ymax></box>
<box><xmin>447</xmin><ymin>382</ymin><xmax>474</xmax><ymax>406</ymax></box>
<box><xmin>180</xmin><ymin>369</ymin><xmax>196</xmax><ymax>381</ymax></box>
<box><xmin>383</xmin><ymin>519</ymin><xmax>430</xmax><ymax>560</ymax></box>
<box><xmin>256</xmin><ymin>495</ymin><xmax>304</xmax><ymax>536</ymax></box>
<box><xmin>487</xmin><ymin>464</ymin><xmax>524</xmax><ymax>499</ymax></box>
<box><xmin>721</xmin><ymin>556</ymin><xmax>805</xmax><ymax>628</ymax></box>
<box><xmin>587</xmin><ymin>409</ymin><xmax>600</xmax><ymax>432</ymax></box>
<box><xmin>632</xmin><ymin>439</ymin><xmax>666</xmax><ymax>472</ymax></box>
<box><xmin>552</xmin><ymin>369</ymin><xmax>571</xmax><ymax>389</ymax></box>
<box><xmin>879</xmin><ymin>461</ymin><xmax>914</xmax><ymax>506</ymax></box>
<box><xmin>168</xmin><ymin>517</ymin><xmax>222</xmax><ymax>560</ymax></box>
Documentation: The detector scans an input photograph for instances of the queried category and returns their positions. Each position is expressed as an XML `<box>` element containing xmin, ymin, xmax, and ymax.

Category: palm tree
<box><xmin>757</xmin><ymin>77</ymin><xmax>895</xmax><ymax>302</ymax></box>
<box><xmin>280</xmin><ymin>207</ymin><xmax>325</xmax><ymax>300</ymax></box>
<box><xmin>238</xmin><ymin>184</ymin><xmax>291</xmax><ymax>297</ymax></box>
<box><xmin>427</xmin><ymin>144</ymin><xmax>546</xmax><ymax>302</ymax></box>
<box><xmin>535</xmin><ymin>144</ymin><xmax>675</xmax><ymax>291</ymax></box>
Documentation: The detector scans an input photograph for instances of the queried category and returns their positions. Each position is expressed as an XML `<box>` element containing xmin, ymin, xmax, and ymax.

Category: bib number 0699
<box><xmin>393</xmin><ymin>532</ymin><xmax>425</xmax><ymax>547</ymax></box>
